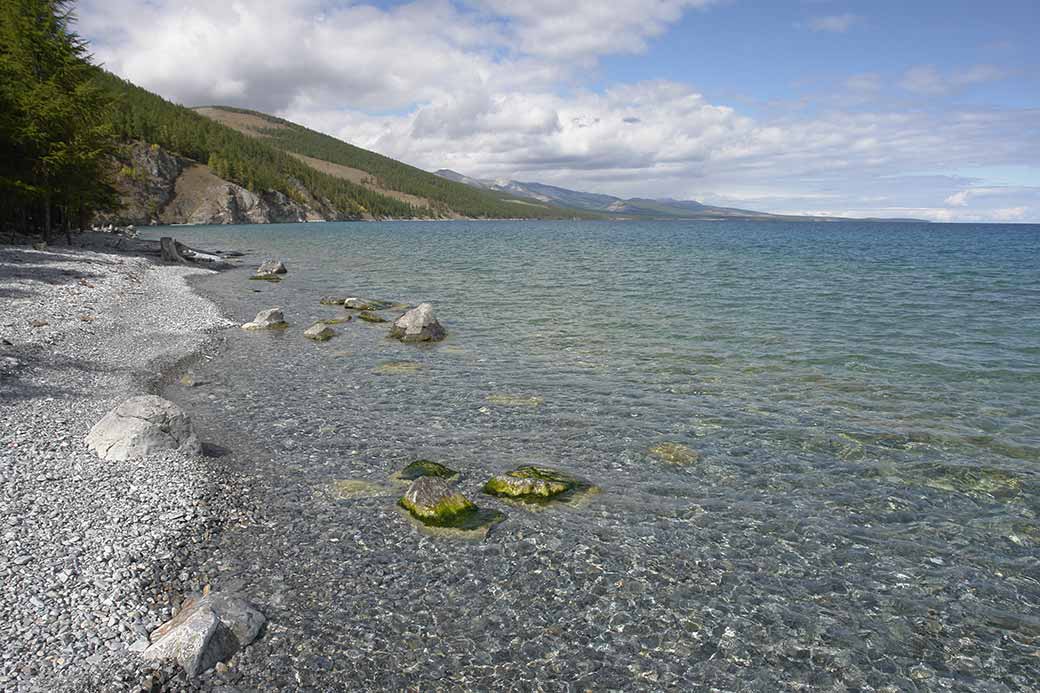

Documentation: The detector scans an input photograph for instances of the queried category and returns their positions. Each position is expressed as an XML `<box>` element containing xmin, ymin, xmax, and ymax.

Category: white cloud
<box><xmin>808</xmin><ymin>14</ymin><xmax>860</xmax><ymax>33</ymax></box>
<box><xmin>74</xmin><ymin>1</ymin><xmax>1040</xmax><ymax>222</ymax></box>
<box><xmin>899</xmin><ymin>64</ymin><xmax>1008</xmax><ymax>95</ymax></box>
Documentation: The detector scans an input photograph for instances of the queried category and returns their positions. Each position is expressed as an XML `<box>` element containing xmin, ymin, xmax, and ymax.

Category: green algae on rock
<box><xmin>248</xmin><ymin>275</ymin><xmax>282</xmax><ymax>282</ymax></box>
<box><xmin>320</xmin><ymin>296</ymin><xmax>347</xmax><ymax>305</ymax></box>
<box><xmin>648</xmin><ymin>442</ymin><xmax>700</xmax><ymax>465</ymax></box>
<box><xmin>392</xmin><ymin>459</ymin><xmax>458</xmax><ymax>483</ymax></box>
<box><xmin>483</xmin><ymin>465</ymin><xmax>581</xmax><ymax>504</ymax></box>
<box><xmin>397</xmin><ymin>476</ymin><xmax>505</xmax><ymax>534</ymax></box>
<box><xmin>909</xmin><ymin>463</ymin><xmax>1024</xmax><ymax>500</ymax></box>
<box><xmin>357</xmin><ymin>311</ymin><xmax>387</xmax><ymax>323</ymax></box>
<box><xmin>322</xmin><ymin>317</ymin><xmax>351</xmax><ymax>325</ymax></box>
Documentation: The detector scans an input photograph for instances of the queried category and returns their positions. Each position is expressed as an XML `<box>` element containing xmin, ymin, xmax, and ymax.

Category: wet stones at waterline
<box><xmin>241</xmin><ymin>308</ymin><xmax>288</xmax><ymax>330</ymax></box>
<box><xmin>320</xmin><ymin>296</ymin><xmax>347</xmax><ymax>305</ymax></box>
<box><xmin>391</xmin><ymin>459</ymin><xmax>459</xmax><ymax>483</ymax></box>
<box><xmin>648</xmin><ymin>442</ymin><xmax>700</xmax><ymax>465</ymax></box>
<box><xmin>304</xmin><ymin>322</ymin><xmax>336</xmax><ymax>341</ymax></box>
<box><xmin>390</xmin><ymin>302</ymin><xmax>446</xmax><ymax>342</ymax></box>
<box><xmin>85</xmin><ymin>395</ymin><xmax>201</xmax><ymax>461</ymax></box>
<box><xmin>483</xmin><ymin>465</ymin><xmax>580</xmax><ymax>503</ymax></box>
<box><xmin>142</xmin><ymin>592</ymin><xmax>265</xmax><ymax>678</ymax></box>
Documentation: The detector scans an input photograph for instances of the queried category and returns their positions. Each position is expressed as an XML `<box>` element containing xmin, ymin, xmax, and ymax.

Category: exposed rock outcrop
<box><xmin>85</xmin><ymin>395</ymin><xmax>201</xmax><ymax>461</ymax></box>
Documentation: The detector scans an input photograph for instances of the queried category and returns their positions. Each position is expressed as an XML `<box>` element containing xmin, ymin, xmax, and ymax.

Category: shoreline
<box><xmin>0</xmin><ymin>234</ymin><xmax>240</xmax><ymax>691</ymax></box>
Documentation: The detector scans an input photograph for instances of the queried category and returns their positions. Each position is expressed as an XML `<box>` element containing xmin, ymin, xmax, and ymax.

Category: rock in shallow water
<box><xmin>143</xmin><ymin>592</ymin><xmax>265</xmax><ymax>678</ymax></box>
<box><xmin>647</xmin><ymin>442</ymin><xmax>700</xmax><ymax>465</ymax></box>
<box><xmin>483</xmin><ymin>466</ymin><xmax>577</xmax><ymax>502</ymax></box>
<box><xmin>85</xmin><ymin>395</ymin><xmax>201</xmax><ymax>461</ymax></box>
<box><xmin>390</xmin><ymin>303</ymin><xmax>445</xmax><ymax>342</ymax></box>
<box><xmin>392</xmin><ymin>459</ymin><xmax>458</xmax><ymax>482</ymax></box>
<box><xmin>398</xmin><ymin>477</ymin><xmax>505</xmax><ymax>537</ymax></box>
<box><xmin>357</xmin><ymin>311</ymin><xmax>387</xmax><ymax>323</ymax></box>
<box><xmin>241</xmin><ymin>308</ymin><xmax>287</xmax><ymax>330</ymax></box>
<box><xmin>344</xmin><ymin>297</ymin><xmax>390</xmax><ymax>311</ymax></box>
<box><xmin>304</xmin><ymin>322</ymin><xmax>336</xmax><ymax>341</ymax></box>
<box><xmin>256</xmin><ymin>259</ymin><xmax>287</xmax><ymax>276</ymax></box>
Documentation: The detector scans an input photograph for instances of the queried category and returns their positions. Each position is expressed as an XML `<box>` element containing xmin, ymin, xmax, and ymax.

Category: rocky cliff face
<box><xmin>97</xmin><ymin>142</ymin><xmax>336</xmax><ymax>226</ymax></box>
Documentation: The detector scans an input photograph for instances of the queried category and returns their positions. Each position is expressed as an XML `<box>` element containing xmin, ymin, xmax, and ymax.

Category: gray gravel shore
<box><xmin>0</xmin><ymin>236</ymin><xmax>236</xmax><ymax>691</ymax></box>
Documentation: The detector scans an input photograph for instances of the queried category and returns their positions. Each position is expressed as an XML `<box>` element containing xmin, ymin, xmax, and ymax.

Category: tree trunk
<box><xmin>42</xmin><ymin>196</ymin><xmax>51</xmax><ymax>243</ymax></box>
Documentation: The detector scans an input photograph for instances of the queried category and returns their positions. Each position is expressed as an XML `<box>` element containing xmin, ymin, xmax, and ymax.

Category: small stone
<box><xmin>357</xmin><ymin>311</ymin><xmax>387</xmax><ymax>323</ymax></box>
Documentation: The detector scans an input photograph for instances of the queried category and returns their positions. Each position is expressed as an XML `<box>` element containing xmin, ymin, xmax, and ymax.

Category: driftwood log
<box><xmin>160</xmin><ymin>237</ymin><xmax>235</xmax><ymax>270</ymax></box>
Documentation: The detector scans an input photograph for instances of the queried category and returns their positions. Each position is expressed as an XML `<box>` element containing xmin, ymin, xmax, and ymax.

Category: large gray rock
<box><xmin>143</xmin><ymin>592</ymin><xmax>265</xmax><ymax>677</ymax></box>
<box><xmin>85</xmin><ymin>395</ymin><xmax>201</xmax><ymax>461</ymax></box>
<box><xmin>241</xmin><ymin>308</ymin><xmax>287</xmax><ymax>330</ymax></box>
<box><xmin>390</xmin><ymin>303</ymin><xmax>445</xmax><ymax>342</ymax></box>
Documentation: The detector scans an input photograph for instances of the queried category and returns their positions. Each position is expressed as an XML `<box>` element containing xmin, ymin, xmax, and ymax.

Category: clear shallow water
<box><xmin>149</xmin><ymin>221</ymin><xmax>1039</xmax><ymax>690</ymax></box>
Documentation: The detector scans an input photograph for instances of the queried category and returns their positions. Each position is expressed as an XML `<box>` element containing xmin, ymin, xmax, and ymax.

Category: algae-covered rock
<box><xmin>248</xmin><ymin>274</ymin><xmax>281</xmax><ymax>282</ymax></box>
<box><xmin>392</xmin><ymin>459</ymin><xmax>458</xmax><ymax>483</ymax></box>
<box><xmin>399</xmin><ymin>477</ymin><xmax>474</xmax><ymax>525</ymax></box>
<box><xmin>648</xmin><ymin>442</ymin><xmax>700</xmax><ymax>465</ymax></box>
<box><xmin>390</xmin><ymin>303</ymin><xmax>445</xmax><ymax>343</ymax></box>
<box><xmin>398</xmin><ymin>477</ymin><xmax>505</xmax><ymax>536</ymax></box>
<box><xmin>375</xmin><ymin>361</ymin><xmax>422</xmax><ymax>375</ymax></box>
<box><xmin>304</xmin><ymin>322</ymin><xmax>336</xmax><ymax>341</ymax></box>
<box><xmin>357</xmin><ymin>311</ymin><xmax>387</xmax><ymax>323</ymax></box>
<box><xmin>241</xmin><ymin>308</ymin><xmax>287</xmax><ymax>330</ymax></box>
<box><xmin>910</xmin><ymin>463</ymin><xmax>1023</xmax><ymax>500</ymax></box>
<box><xmin>486</xmin><ymin>394</ymin><xmax>544</xmax><ymax>407</ymax></box>
<box><xmin>344</xmin><ymin>297</ymin><xmax>390</xmax><ymax>311</ymax></box>
<box><xmin>484</xmin><ymin>466</ymin><xmax>577</xmax><ymax>502</ymax></box>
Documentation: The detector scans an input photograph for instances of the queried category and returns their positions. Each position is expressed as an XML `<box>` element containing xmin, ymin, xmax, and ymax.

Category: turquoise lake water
<box><xmin>147</xmin><ymin>220</ymin><xmax>1040</xmax><ymax>689</ymax></box>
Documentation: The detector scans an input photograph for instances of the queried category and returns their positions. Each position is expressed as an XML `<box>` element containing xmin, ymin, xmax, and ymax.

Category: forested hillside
<box><xmin>196</xmin><ymin>106</ymin><xmax>581</xmax><ymax>219</ymax></box>
<box><xmin>1</xmin><ymin>0</ymin><xmax>582</xmax><ymax>237</ymax></box>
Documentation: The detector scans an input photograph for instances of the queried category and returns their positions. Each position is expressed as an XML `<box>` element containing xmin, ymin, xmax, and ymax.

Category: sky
<box><xmin>77</xmin><ymin>0</ymin><xmax>1040</xmax><ymax>222</ymax></box>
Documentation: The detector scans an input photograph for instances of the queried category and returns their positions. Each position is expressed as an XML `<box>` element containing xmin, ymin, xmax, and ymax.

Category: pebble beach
<box><xmin>0</xmin><ymin>236</ymin><xmax>239</xmax><ymax>691</ymax></box>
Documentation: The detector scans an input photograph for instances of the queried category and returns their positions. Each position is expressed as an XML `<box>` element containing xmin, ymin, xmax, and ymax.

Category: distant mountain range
<box><xmin>435</xmin><ymin>170</ymin><xmax>929</xmax><ymax>223</ymax></box>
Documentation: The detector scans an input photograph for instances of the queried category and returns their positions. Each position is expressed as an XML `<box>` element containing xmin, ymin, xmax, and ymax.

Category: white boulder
<box><xmin>241</xmin><ymin>308</ymin><xmax>287</xmax><ymax>330</ymax></box>
<box><xmin>390</xmin><ymin>303</ymin><xmax>446</xmax><ymax>343</ymax></box>
<box><xmin>85</xmin><ymin>395</ymin><xmax>201</xmax><ymax>461</ymax></box>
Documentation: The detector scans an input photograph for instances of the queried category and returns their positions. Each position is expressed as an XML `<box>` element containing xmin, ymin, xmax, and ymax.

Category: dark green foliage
<box><xmin>0</xmin><ymin>0</ymin><xmax>118</xmax><ymax>239</ymax></box>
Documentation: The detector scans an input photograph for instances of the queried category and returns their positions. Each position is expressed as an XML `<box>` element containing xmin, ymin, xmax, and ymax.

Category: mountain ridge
<box><xmin>435</xmin><ymin>169</ymin><xmax>930</xmax><ymax>223</ymax></box>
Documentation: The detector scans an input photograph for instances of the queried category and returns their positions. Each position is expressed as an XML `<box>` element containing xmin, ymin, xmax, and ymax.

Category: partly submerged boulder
<box><xmin>304</xmin><ymin>322</ymin><xmax>336</xmax><ymax>341</ymax></box>
<box><xmin>85</xmin><ymin>395</ymin><xmax>201</xmax><ymax>461</ymax></box>
<box><xmin>241</xmin><ymin>308</ymin><xmax>287</xmax><ymax>330</ymax></box>
<box><xmin>648</xmin><ymin>442</ymin><xmax>700</xmax><ymax>465</ymax></box>
<box><xmin>399</xmin><ymin>477</ymin><xmax>474</xmax><ymax>525</ymax></box>
<box><xmin>256</xmin><ymin>259</ymin><xmax>287</xmax><ymax>276</ymax></box>
<box><xmin>392</xmin><ymin>459</ymin><xmax>458</xmax><ymax>483</ymax></box>
<box><xmin>320</xmin><ymin>296</ymin><xmax>347</xmax><ymax>305</ymax></box>
<box><xmin>390</xmin><ymin>303</ymin><xmax>445</xmax><ymax>343</ymax></box>
<box><xmin>483</xmin><ymin>466</ymin><xmax>577</xmax><ymax>502</ymax></box>
<box><xmin>357</xmin><ymin>311</ymin><xmax>387</xmax><ymax>323</ymax></box>
<box><xmin>143</xmin><ymin>592</ymin><xmax>265</xmax><ymax>677</ymax></box>
<box><xmin>344</xmin><ymin>297</ymin><xmax>390</xmax><ymax>311</ymax></box>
